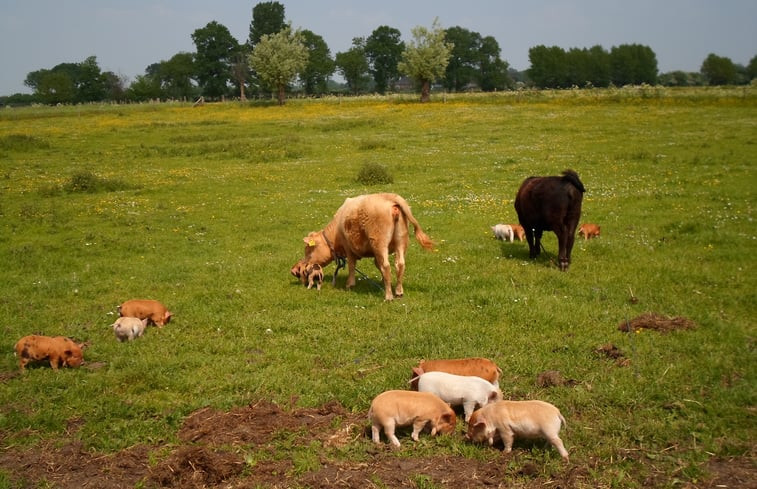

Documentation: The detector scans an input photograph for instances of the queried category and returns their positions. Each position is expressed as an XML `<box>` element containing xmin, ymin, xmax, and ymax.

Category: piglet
<box><xmin>411</xmin><ymin>357</ymin><xmax>501</xmax><ymax>390</ymax></box>
<box><xmin>306</xmin><ymin>263</ymin><xmax>324</xmax><ymax>290</ymax></box>
<box><xmin>14</xmin><ymin>335</ymin><xmax>84</xmax><ymax>371</ymax></box>
<box><xmin>118</xmin><ymin>299</ymin><xmax>172</xmax><ymax>327</ymax></box>
<box><xmin>369</xmin><ymin>390</ymin><xmax>456</xmax><ymax>448</ymax></box>
<box><xmin>112</xmin><ymin>317</ymin><xmax>148</xmax><ymax>342</ymax></box>
<box><xmin>491</xmin><ymin>224</ymin><xmax>515</xmax><ymax>242</ymax></box>
<box><xmin>416</xmin><ymin>371</ymin><xmax>502</xmax><ymax>422</ymax></box>
<box><xmin>466</xmin><ymin>400</ymin><xmax>569</xmax><ymax>462</ymax></box>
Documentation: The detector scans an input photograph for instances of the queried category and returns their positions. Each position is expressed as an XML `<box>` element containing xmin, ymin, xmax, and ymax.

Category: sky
<box><xmin>1</xmin><ymin>0</ymin><xmax>755</xmax><ymax>95</ymax></box>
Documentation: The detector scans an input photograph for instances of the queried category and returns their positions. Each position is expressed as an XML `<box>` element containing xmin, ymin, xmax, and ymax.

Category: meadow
<box><xmin>0</xmin><ymin>87</ymin><xmax>755</xmax><ymax>488</ymax></box>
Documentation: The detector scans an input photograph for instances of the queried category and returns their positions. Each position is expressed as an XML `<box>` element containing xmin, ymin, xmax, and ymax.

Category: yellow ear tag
<box><xmin>308</xmin><ymin>239</ymin><xmax>316</xmax><ymax>246</ymax></box>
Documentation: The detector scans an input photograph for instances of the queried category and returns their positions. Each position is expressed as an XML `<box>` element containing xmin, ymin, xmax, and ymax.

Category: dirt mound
<box><xmin>148</xmin><ymin>445</ymin><xmax>244</xmax><ymax>488</ymax></box>
<box><xmin>593</xmin><ymin>343</ymin><xmax>631</xmax><ymax>367</ymax></box>
<box><xmin>536</xmin><ymin>370</ymin><xmax>579</xmax><ymax>388</ymax></box>
<box><xmin>618</xmin><ymin>313</ymin><xmax>696</xmax><ymax>332</ymax></box>
<box><xmin>1</xmin><ymin>398</ymin><xmax>753</xmax><ymax>488</ymax></box>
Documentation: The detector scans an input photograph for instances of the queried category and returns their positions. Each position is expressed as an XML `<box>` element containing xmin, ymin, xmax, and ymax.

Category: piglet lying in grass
<box><xmin>466</xmin><ymin>400</ymin><xmax>569</xmax><ymax>462</ymax></box>
<box><xmin>416</xmin><ymin>371</ymin><xmax>502</xmax><ymax>422</ymax></box>
<box><xmin>111</xmin><ymin>317</ymin><xmax>148</xmax><ymax>342</ymax></box>
<box><xmin>369</xmin><ymin>390</ymin><xmax>456</xmax><ymax>448</ymax></box>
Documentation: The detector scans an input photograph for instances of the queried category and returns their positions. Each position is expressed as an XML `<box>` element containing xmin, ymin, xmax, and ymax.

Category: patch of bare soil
<box><xmin>594</xmin><ymin>343</ymin><xmax>631</xmax><ymax>367</ymax></box>
<box><xmin>536</xmin><ymin>370</ymin><xmax>579</xmax><ymax>388</ymax></box>
<box><xmin>618</xmin><ymin>313</ymin><xmax>697</xmax><ymax>333</ymax></box>
<box><xmin>1</xmin><ymin>399</ymin><xmax>754</xmax><ymax>489</ymax></box>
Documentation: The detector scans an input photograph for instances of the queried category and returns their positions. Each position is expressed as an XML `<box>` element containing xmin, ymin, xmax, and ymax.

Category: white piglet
<box><xmin>416</xmin><ymin>371</ymin><xmax>502</xmax><ymax>422</ymax></box>
<box><xmin>466</xmin><ymin>400</ymin><xmax>569</xmax><ymax>462</ymax></box>
<box><xmin>112</xmin><ymin>317</ymin><xmax>148</xmax><ymax>342</ymax></box>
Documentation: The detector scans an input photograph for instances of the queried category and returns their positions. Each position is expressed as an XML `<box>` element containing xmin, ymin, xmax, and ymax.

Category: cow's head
<box><xmin>302</xmin><ymin>232</ymin><xmax>334</xmax><ymax>266</ymax></box>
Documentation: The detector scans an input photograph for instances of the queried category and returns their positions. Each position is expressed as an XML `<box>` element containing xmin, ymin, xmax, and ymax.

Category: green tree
<box><xmin>700</xmin><ymin>53</ymin><xmax>738</xmax><ymax>85</ymax></box>
<box><xmin>528</xmin><ymin>45</ymin><xmax>569</xmax><ymax>88</ymax></box>
<box><xmin>248</xmin><ymin>1</ymin><xmax>286</xmax><ymax>48</ymax></box>
<box><xmin>159</xmin><ymin>52</ymin><xmax>197</xmax><ymax>100</ymax></box>
<box><xmin>126</xmin><ymin>74</ymin><xmax>162</xmax><ymax>101</ymax></box>
<box><xmin>365</xmin><ymin>26</ymin><xmax>404</xmax><ymax>94</ymax></box>
<box><xmin>335</xmin><ymin>38</ymin><xmax>371</xmax><ymax>95</ymax></box>
<box><xmin>24</xmin><ymin>56</ymin><xmax>108</xmax><ymax>103</ymax></box>
<box><xmin>192</xmin><ymin>21</ymin><xmax>240</xmax><ymax>99</ymax></box>
<box><xmin>747</xmin><ymin>54</ymin><xmax>757</xmax><ymax>81</ymax></box>
<box><xmin>36</xmin><ymin>71</ymin><xmax>75</xmax><ymax>104</ymax></box>
<box><xmin>444</xmin><ymin>26</ymin><xmax>481</xmax><ymax>91</ymax></box>
<box><xmin>477</xmin><ymin>35</ymin><xmax>511</xmax><ymax>91</ymax></box>
<box><xmin>249</xmin><ymin>26</ymin><xmax>308</xmax><ymax>105</ymax></box>
<box><xmin>398</xmin><ymin>19</ymin><xmax>453</xmax><ymax>102</ymax></box>
<box><xmin>610</xmin><ymin>44</ymin><xmax>658</xmax><ymax>85</ymax></box>
<box><xmin>300</xmin><ymin>30</ymin><xmax>335</xmax><ymax>95</ymax></box>
<box><xmin>102</xmin><ymin>71</ymin><xmax>127</xmax><ymax>101</ymax></box>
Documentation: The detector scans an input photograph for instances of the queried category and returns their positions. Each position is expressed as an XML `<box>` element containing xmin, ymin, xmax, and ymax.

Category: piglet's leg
<box><xmin>463</xmin><ymin>402</ymin><xmax>476</xmax><ymax>423</ymax></box>
<box><xmin>371</xmin><ymin>424</ymin><xmax>381</xmax><ymax>444</ymax></box>
<box><xmin>549</xmin><ymin>435</ymin><xmax>570</xmax><ymax>462</ymax></box>
<box><xmin>386</xmin><ymin>424</ymin><xmax>401</xmax><ymax>447</ymax></box>
<box><xmin>411</xmin><ymin>419</ymin><xmax>429</xmax><ymax>442</ymax></box>
<box><xmin>499</xmin><ymin>427</ymin><xmax>515</xmax><ymax>453</ymax></box>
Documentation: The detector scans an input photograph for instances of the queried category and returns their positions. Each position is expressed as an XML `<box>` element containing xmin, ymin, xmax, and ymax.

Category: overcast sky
<box><xmin>1</xmin><ymin>0</ymin><xmax>755</xmax><ymax>95</ymax></box>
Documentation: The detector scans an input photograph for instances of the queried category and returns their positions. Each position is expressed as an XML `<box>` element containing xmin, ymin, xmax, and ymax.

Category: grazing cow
<box><xmin>510</xmin><ymin>224</ymin><xmax>526</xmax><ymax>242</ymax></box>
<box><xmin>297</xmin><ymin>193</ymin><xmax>433</xmax><ymax>301</ymax></box>
<box><xmin>118</xmin><ymin>299</ymin><xmax>172</xmax><ymax>327</ymax></box>
<box><xmin>410</xmin><ymin>357</ymin><xmax>502</xmax><ymax>390</ymax></box>
<box><xmin>578</xmin><ymin>223</ymin><xmax>601</xmax><ymax>240</ymax></box>
<box><xmin>514</xmin><ymin>170</ymin><xmax>585</xmax><ymax>271</ymax></box>
<box><xmin>14</xmin><ymin>335</ymin><xmax>84</xmax><ymax>371</ymax></box>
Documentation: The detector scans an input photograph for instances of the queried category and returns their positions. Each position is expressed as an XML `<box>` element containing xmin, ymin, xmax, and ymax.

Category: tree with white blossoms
<box><xmin>398</xmin><ymin>18</ymin><xmax>453</xmax><ymax>102</ymax></box>
<box><xmin>249</xmin><ymin>25</ymin><xmax>308</xmax><ymax>105</ymax></box>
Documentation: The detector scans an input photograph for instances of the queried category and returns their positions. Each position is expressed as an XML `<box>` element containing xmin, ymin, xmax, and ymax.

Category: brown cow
<box><xmin>515</xmin><ymin>169</ymin><xmax>585</xmax><ymax>271</ymax></box>
<box><xmin>578</xmin><ymin>223</ymin><xmax>601</xmax><ymax>240</ymax></box>
<box><xmin>14</xmin><ymin>335</ymin><xmax>84</xmax><ymax>371</ymax></box>
<box><xmin>298</xmin><ymin>193</ymin><xmax>433</xmax><ymax>301</ymax></box>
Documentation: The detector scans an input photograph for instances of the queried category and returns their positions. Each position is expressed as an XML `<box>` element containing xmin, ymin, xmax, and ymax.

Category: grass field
<box><xmin>0</xmin><ymin>87</ymin><xmax>755</xmax><ymax>488</ymax></box>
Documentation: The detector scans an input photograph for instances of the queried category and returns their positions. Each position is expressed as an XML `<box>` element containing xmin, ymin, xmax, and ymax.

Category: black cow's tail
<box><xmin>562</xmin><ymin>169</ymin><xmax>586</xmax><ymax>193</ymax></box>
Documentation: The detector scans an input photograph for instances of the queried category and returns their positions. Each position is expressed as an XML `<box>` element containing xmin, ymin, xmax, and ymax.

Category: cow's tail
<box><xmin>393</xmin><ymin>195</ymin><xmax>433</xmax><ymax>250</ymax></box>
<box><xmin>561</xmin><ymin>169</ymin><xmax>586</xmax><ymax>193</ymax></box>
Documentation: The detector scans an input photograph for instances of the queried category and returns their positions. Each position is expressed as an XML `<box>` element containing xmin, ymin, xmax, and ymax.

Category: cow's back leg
<box><xmin>393</xmin><ymin>249</ymin><xmax>406</xmax><ymax>298</ymax></box>
<box><xmin>373</xmin><ymin>251</ymin><xmax>394</xmax><ymax>301</ymax></box>
<box><xmin>533</xmin><ymin>229</ymin><xmax>543</xmax><ymax>257</ymax></box>
<box><xmin>524</xmin><ymin>227</ymin><xmax>538</xmax><ymax>258</ymax></box>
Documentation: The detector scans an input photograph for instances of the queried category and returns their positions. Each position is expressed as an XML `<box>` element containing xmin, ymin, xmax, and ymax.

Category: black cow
<box><xmin>514</xmin><ymin>170</ymin><xmax>585</xmax><ymax>271</ymax></box>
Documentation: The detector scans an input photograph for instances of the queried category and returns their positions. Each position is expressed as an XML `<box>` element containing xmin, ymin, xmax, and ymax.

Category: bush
<box><xmin>355</xmin><ymin>162</ymin><xmax>393</xmax><ymax>185</ymax></box>
<box><xmin>62</xmin><ymin>170</ymin><xmax>133</xmax><ymax>193</ymax></box>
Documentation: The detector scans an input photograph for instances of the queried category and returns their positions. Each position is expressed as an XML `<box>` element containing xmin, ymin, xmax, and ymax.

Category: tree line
<box><xmin>4</xmin><ymin>1</ymin><xmax>756</xmax><ymax>105</ymax></box>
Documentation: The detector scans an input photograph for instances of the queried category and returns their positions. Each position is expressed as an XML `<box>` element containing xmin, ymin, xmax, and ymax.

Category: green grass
<box><xmin>0</xmin><ymin>87</ymin><xmax>755</xmax><ymax>486</ymax></box>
